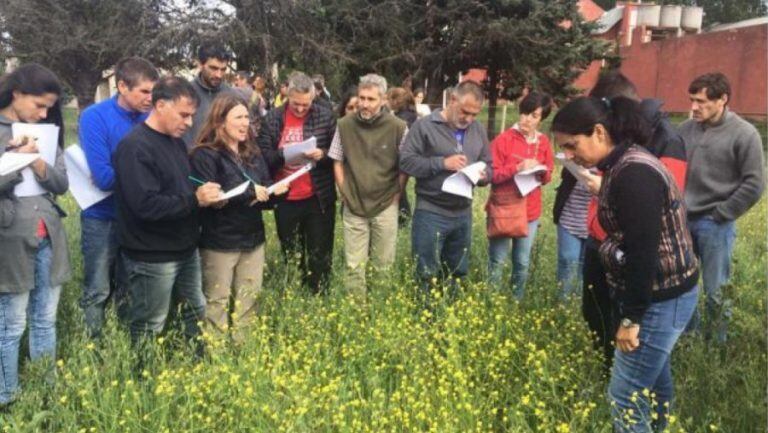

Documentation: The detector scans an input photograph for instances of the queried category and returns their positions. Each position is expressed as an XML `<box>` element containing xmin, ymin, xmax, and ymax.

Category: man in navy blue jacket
<box><xmin>78</xmin><ymin>57</ymin><xmax>158</xmax><ymax>338</ymax></box>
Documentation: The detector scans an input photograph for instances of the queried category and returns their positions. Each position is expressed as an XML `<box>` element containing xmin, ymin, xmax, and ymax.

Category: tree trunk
<box><xmin>486</xmin><ymin>64</ymin><xmax>499</xmax><ymax>141</ymax></box>
<box><xmin>72</xmin><ymin>71</ymin><xmax>101</xmax><ymax>113</ymax></box>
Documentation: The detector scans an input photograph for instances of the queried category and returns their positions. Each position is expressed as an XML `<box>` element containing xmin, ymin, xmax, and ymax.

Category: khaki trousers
<box><xmin>200</xmin><ymin>245</ymin><xmax>265</xmax><ymax>334</ymax></box>
<box><xmin>342</xmin><ymin>201</ymin><xmax>398</xmax><ymax>297</ymax></box>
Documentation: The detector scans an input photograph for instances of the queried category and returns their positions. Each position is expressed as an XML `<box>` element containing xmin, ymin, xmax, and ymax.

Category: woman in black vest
<box><xmin>551</xmin><ymin>96</ymin><xmax>699</xmax><ymax>433</ymax></box>
<box><xmin>190</xmin><ymin>93</ymin><xmax>287</xmax><ymax>340</ymax></box>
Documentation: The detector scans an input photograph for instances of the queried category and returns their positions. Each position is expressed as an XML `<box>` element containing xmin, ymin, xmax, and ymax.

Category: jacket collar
<box><xmin>700</xmin><ymin>107</ymin><xmax>730</xmax><ymax>129</ymax></box>
<box><xmin>110</xmin><ymin>96</ymin><xmax>144</xmax><ymax>121</ymax></box>
<box><xmin>194</xmin><ymin>73</ymin><xmax>224</xmax><ymax>93</ymax></box>
<box><xmin>596</xmin><ymin>144</ymin><xmax>629</xmax><ymax>172</ymax></box>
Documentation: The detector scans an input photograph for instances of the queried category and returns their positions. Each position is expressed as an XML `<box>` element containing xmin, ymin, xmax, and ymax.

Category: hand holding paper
<box><xmin>514</xmin><ymin>164</ymin><xmax>547</xmax><ymax>197</ymax></box>
<box><xmin>12</xmin><ymin>123</ymin><xmax>60</xmax><ymax>197</ymax></box>
<box><xmin>441</xmin><ymin>161</ymin><xmax>487</xmax><ymax>199</ymax></box>
<box><xmin>267</xmin><ymin>162</ymin><xmax>312</xmax><ymax>195</ymax></box>
<box><xmin>555</xmin><ymin>152</ymin><xmax>599</xmax><ymax>193</ymax></box>
<box><xmin>283</xmin><ymin>137</ymin><xmax>318</xmax><ymax>166</ymax></box>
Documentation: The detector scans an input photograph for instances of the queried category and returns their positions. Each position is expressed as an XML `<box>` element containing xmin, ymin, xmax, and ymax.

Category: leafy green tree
<box><xmin>0</xmin><ymin>0</ymin><xmax>222</xmax><ymax>110</ymax></box>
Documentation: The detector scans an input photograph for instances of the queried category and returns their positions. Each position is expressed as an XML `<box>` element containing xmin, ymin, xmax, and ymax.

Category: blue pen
<box><xmin>188</xmin><ymin>175</ymin><xmax>206</xmax><ymax>186</ymax></box>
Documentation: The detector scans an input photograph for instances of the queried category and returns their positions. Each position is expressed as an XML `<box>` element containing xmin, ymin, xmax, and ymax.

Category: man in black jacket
<box><xmin>257</xmin><ymin>72</ymin><xmax>337</xmax><ymax>293</ymax></box>
<box><xmin>114</xmin><ymin>76</ymin><xmax>222</xmax><ymax>345</ymax></box>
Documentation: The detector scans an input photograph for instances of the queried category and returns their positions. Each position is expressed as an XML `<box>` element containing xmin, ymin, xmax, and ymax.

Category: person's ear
<box><xmin>117</xmin><ymin>80</ymin><xmax>129</xmax><ymax>96</ymax></box>
<box><xmin>593</xmin><ymin>123</ymin><xmax>609</xmax><ymax>145</ymax></box>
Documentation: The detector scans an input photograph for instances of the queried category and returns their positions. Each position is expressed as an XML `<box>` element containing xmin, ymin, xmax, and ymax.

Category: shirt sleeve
<box><xmin>611</xmin><ymin>163</ymin><xmax>666</xmax><ymax>323</ymax></box>
<box><xmin>79</xmin><ymin>110</ymin><xmax>116</xmax><ymax>191</ymax></box>
<box><xmin>328</xmin><ymin>127</ymin><xmax>344</xmax><ymax>161</ymax></box>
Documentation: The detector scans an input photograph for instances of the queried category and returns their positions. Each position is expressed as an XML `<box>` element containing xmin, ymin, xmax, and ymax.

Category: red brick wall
<box><xmin>620</xmin><ymin>25</ymin><xmax>767</xmax><ymax>118</ymax></box>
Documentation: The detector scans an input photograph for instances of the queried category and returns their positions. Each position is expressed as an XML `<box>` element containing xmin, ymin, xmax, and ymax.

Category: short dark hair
<box><xmin>519</xmin><ymin>91</ymin><xmax>553</xmax><ymax>120</ymax></box>
<box><xmin>589</xmin><ymin>70</ymin><xmax>638</xmax><ymax>100</ymax></box>
<box><xmin>151</xmin><ymin>76</ymin><xmax>200</xmax><ymax>107</ymax></box>
<box><xmin>689</xmin><ymin>72</ymin><xmax>731</xmax><ymax>103</ymax></box>
<box><xmin>197</xmin><ymin>42</ymin><xmax>232</xmax><ymax>64</ymax></box>
<box><xmin>235</xmin><ymin>70</ymin><xmax>250</xmax><ymax>81</ymax></box>
<box><xmin>115</xmin><ymin>57</ymin><xmax>159</xmax><ymax>89</ymax></box>
<box><xmin>454</xmin><ymin>80</ymin><xmax>484</xmax><ymax>103</ymax></box>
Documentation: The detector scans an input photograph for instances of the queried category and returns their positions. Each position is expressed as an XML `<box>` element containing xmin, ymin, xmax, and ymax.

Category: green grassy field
<box><xmin>0</xmin><ymin>108</ymin><xmax>764</xmax><ymax>432</ymax></box>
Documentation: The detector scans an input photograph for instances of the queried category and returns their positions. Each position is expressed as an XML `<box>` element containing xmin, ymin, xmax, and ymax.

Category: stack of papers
<box><xmin>0</xmin><ymin>152</ymin><xmax>39</xmax><ymax>176</ymax></box>
<box><xmin>514</xmin><ymin>164</ymin><xmax>547</xmax><ymax>197</ymax></box>
<box><xmin>283</xmin><ymin>136</ymin><xmax>317</xmax><ymax>166</ymax></box>
<box><xmin>64</xmin><ymin>145</ymin><xmax>112</xmax><ymax>209</ymax></box>
<box><xmin>12</xmin><ymin>123</ymin><xmax>60</xmax><ymax>197</ymax></box>
<box><xmin>441</xmin><ymin>161</ymin><xmax>486</xmax><ymax>199</ymax></box>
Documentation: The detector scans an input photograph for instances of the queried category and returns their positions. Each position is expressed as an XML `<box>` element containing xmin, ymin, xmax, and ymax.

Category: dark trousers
<box><xmin>275</xmin><ymin>197</ymin><xmax>336</xmax><ymax>294</ymax></box>
<box><xmin>582</xmin><ymin>237</ymin><xmax>617</xmax><ymax>370</ymax></box>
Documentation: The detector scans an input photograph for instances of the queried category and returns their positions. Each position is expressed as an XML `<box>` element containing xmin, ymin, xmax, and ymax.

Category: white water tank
<box><xmin>681</xmin><ymin>6</ymin><xmax>704</xmax><ymax>31</ymax></box>
<box><xmin>637</xmin><ymin>4</ymin><xmax>661</xmax><ymax>27</ymax></box>
<box><xmin>660</xmin><ymin>5</ymin><xmax>683</xmax><ymax>28</ymax></box>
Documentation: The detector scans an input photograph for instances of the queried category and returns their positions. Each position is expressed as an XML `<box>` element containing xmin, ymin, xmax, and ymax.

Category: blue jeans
<box><xmin>411</xmin><ymin>209</ymin><xmax>472</xmax><ymax>290</ymax></box>
<box><xmin>80</xmin><ymin>216</ymin><xmax>122</xmax><ymax>337</ymax></box>
<box><xmin>688</xmin><ymin>217</ymin><xmax>736</xmax><ymax>342</ymax></box>
<box><xmin>121</xmin><ymin>251</ymin><xmax>206</xmax><ymax>344</ymax></box>
<box><xmin>0</xmin><ymin>238</ymin><xmax>62</xmax><ymax>405</ymax></box>
<box><xmin>487</xmin><ymin>220</ymin><xmax>539</xmax><ymax>298</ymax></box>
<box><xmin>608</xmin><ymin>286</ymin><xmax>698</xmax><ymax>433</ymax></box>
<box><xmin>556</xmin><ymin>224</ymin><xmax>587</xmax><ymax>300</ymax></box>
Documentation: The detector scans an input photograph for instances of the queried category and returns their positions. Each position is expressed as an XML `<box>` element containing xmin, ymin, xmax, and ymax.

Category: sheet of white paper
<box><xmin>267</xmin><ymin>162</ymin><xmax>313</xmax><ymax>195</ymax></box>
<box><xmin>0</xmin><ymin>152</ymin><xmax>39</xmax><ymax>176</ymax></box>
<box><xmin>441</xmin><ymin>172</ymin><xmax>474</xmax><ymax>199</ymax></box>
<box><xmin>514</xmin><ymin>173</ymin><xmax>541</xmax><ymax>197</ymax></box>
<box><xmin>64</xmin><ymin>145</ymin><xmax>112</xmax><ymax>210</ymax></box>
<box><xmin>12</xmin><ymin>123</ymin><xmax>60</xmax><ymax>197</ymax></box>
<box><xmin>441</xmin><ymin>161</ymin><xmax>486</xmax><ymax>199</ymax></box>
<box><xmin>282</xmin><ymin>136</ymin><xmax>317</xmax><ymax>166</ymax></box>
<box><xmin>517</xmin><ymin>164</ymin><xmax>546</xmax><ymax>176</ymax></box>
<box><xmin>555</xmin><ymin>153</ymin><xmax>594</xmax><ymax>185</ymax></box>
<box><xmin>219</xmin><ymin>180</ymin><xmax>251</xmax><ymax>201</ymax></box>
<box><xmin>459</xmin><ymin>161</ymin><xmax>487</xmax><ymax>184</ymax></box>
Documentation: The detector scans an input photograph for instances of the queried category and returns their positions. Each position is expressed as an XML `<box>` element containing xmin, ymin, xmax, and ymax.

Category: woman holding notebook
<box><xmin>190</xmin><ymin>93</ymin><xmax>287</xmax><ymax>340</ymax></box>
<box><xmin>486</xmin><ymin>91</ymin><xmax>554</xmax><ymax>298</ymax></box>
<box><xmin>0</xmin><ymin>64</ymin><xmax>70</xmax><ymax>407</ymax></box>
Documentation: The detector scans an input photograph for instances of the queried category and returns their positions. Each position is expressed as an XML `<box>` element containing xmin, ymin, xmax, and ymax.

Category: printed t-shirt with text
<box><xmin>276</xmin><ymin>109</ymin><xmax>314</xmax><ymax>200</ymax></box>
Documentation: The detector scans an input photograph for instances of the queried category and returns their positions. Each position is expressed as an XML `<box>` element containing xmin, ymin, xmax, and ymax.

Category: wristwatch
<box><xmin>620</xmin><ymin>318</ymin><xmax>639</xmax><ymax>328</ymax></box>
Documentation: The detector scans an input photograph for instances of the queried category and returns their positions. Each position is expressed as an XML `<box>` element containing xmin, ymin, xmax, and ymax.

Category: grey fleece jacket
<box><xmin>182</xmin><ymin>74</ymin><xmax>234</xmax><ymax>149</ymax></box>
<box><xmin>400</xmin><ymin>110</ymin><xmax>492</xmax><ymax>217</ymax></box>
<box><xmin>679</xmin><ymin>109</ymin><xmax>765</xmax><ymax>222</ymax></box>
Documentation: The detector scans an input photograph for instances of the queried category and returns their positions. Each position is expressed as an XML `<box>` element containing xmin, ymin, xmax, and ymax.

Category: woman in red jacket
<box><xmin>487</xmin><ymin>92</ymin><xmax>554</xmax><ymax>298</ymax></box>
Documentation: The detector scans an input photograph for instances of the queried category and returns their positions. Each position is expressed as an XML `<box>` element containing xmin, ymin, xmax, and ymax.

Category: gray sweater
<box><xmin>679</xmin><ymin>109</ymin><xmax>765</xmax><ymax>222</ymax></box>
<box><xmin>0</xmin><ymin>115</ymin><xmax>71</xmax><ymax>293</ymax></box>
<box><xmin>400</xmin><ymin>110</ymin><xmax>492</xmax><ymax>217</ymax></box>
<box><xmin>182</xmin><ymin>74</ymin><xmax>234</xmax><ymax>149</ymax></box>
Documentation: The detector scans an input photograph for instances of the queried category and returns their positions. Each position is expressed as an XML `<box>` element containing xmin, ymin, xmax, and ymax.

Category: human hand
<box><xmin>196</xmin><ymin>182</ymin><xmax>222</xmax><ymax>207</ymax></box>
<box><xmin>516</xmin><ymin>158</ymin><xmax>540</xmax><ymax>171</ymax></box>
<box><xmin>8</xmin><ymin>136</ymin><xmax>38</xmax><ymax>154</ymax></box>
<box><xmin>303</xmin><ymin>149</ymin><xmax>324</xmax><ymax>162</ymax></box>
<box><xmin>273</xmin><ymin>182</ymin><xmax>289</xmax><ymax>196</ymax></box>
<box><xmin>615</xmin><ymin>325</ymin><xmax>640</xmax><ymax>352</ymax></box>
<box><xmin>583</xmin><ymin>172</ymin><xmax>602</xmax><ymax>195</ymax></box>
<box><xmin>254</xmin><ymin>184</ymin><xmax>269</xmax><ymax>202</ymax></box>
<box><xmin>444</xmin><ymin>154</ymin><xmax>467</xmax><ymax>171</ymax></box>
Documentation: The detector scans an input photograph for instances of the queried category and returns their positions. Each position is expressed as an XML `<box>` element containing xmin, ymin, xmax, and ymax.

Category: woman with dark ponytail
<box><xmin>551</xmin><ymin>96</ymin><xmax>698</xmax><ymax>432</ymax></box>
<box><xmin>0</xmin><ymin>64</ymin><xmax>70</xmax><ymax>407</ymax></box>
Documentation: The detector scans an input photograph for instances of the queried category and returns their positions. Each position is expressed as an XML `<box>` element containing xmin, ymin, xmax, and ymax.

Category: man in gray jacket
<box><xmin>400</xmin><ymin>81</ymin><xmax>492</xmax><ymax>297</ymax></box>
<box><xmin>679</xmin><ymin>72</ymin><xmax>765</xmax><ymax>342</ymax></box>
<box><xmin>182</xmin><ymin>42</ymin><xmax>233</xmax><ymax>148</ymax></box>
